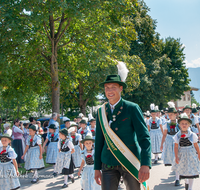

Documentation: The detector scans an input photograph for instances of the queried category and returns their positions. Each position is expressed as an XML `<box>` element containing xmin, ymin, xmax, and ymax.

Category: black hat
<box><xmin>0</xmin><ymin>134</ymin><xmax>13</xmax><ymax>141</ymax></box>
<box><xmin>80</xmin><ymin>119</ymin><xmax>87</xmax><ymax>124</ymax></box>
<box><xmin>59</xmin><ymin>128</ymin><xmax>68</xmax><ymax>136</ymax></box>
<box><xmin>49</xmin><ymin>124</ymin><xmax>57</xmax><ymax>129</ymax></box>
<box><xmin>99</xmin><ymin>75</ymin><xmax>127</xmax><ymax>89</ymax></box>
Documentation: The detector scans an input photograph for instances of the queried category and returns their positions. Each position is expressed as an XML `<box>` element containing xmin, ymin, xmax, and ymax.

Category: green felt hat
<box><xmin>0</xmin><ymin>133</ymin><xmax>13</xmax><ymax>141</ymax></box>
<box><xmin>99</xmin><ymin>75</ymin><xmax>127</xmax><ymax>89</ymax></box>
<box><xmin>192</xmin><ymin>108</ymin><xmax>198</xmax><ymax>113</ymax></box>
<box><xmin>59</xmin><ymin>128</ymin><xmax>68</xmax><ymax>136</ymax></box>
<box><xmin>70</xmin><ymin>123</ymin><xmax>78</xmax><ymax>128</ymax></box>
<box><xmin>168</xmin><ymin>107</ymin><xmax>177</xmax><ymax>113</ymax></box>
<box><xmin>80</xmin><ymin>135</ymin><xmax>95</xmax><ymax>144</ymax></box>
<box><xmin>29</xmin><ymin>124</ymin><xmax>37</xmax><ymax>131</ymax></box>
<box><xmin>183</xmin><ymin>105</ymin><xmax>192</xmax><ymax>111</ymax></box>
<box><xmin>80</xmin><ymin>119</ymin><xmax>87</xmax><ymax>124</ymax></box>
<box><xmin>49</xmin><ymin>124</ymin><xmax>57</xmax><ymax>129</ymax></box>
<box><xmin>89</xmin><ymin>118</ymin><xmax>96</xmax><ymax>122</ymax></box>
<box><xmin>77</xmin><ymin>116</ymin><xmax>82</xmax><ymax>119</ymax></box>
<box><xmin>178</xmin><ymin>113</ymin><xmax>192</xmax><ymax>124</ymax></box>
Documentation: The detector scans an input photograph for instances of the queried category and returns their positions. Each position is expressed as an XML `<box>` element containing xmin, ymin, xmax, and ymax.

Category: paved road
<box><xmin>19</xmin><ymin>159</ymin><xmax>200</xmax><ymax>190</ymax></box>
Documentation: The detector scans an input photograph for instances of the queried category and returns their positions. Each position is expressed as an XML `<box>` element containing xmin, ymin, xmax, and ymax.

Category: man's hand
<box><xmin>94</xmin><ymin>170</ymin><xmax>102</xmax><ymax>185</ymax></box>
<box><xmin>138</xmin><ymin>165</ymin><xmax>150</xmax><ymax>183</ymax></box>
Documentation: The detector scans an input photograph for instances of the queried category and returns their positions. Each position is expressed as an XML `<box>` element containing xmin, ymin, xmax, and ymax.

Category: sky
<box><xmin>144</xmin><ymin>0</ymin><xmax>200</xmax><ymax>68</ymax></box>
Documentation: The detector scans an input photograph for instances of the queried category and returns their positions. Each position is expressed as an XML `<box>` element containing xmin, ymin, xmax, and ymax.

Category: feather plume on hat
<box><xmin>192</xmin><ymin>103</ymin><xmax>197</xmax><ymax>108</ymax></box>
<box><xmin>146</xmin><ymin>111</ymin><xmax>150</xmax><ymax>115</ymax></box>
<box><xmin>88</xmin><ymin>113</ymin><xmax>94</xmax><ymax>121</ymax></box>
<box><xmin>180</xmin><ymin>113</ymin><xmax>188</xmax><ymax>118</ymax></box>
<box><xmin>155</xmin><ymin>106</ymin><xmax>159</xmax><ymax>110</ymax></box>
<box><xmin>79</xmin><ymin>113</ymin><xmax>84</xmax><ymax>117</ymax></box>
<box><xmin>117</xmin><ymin>61</ymin><xmax>129</xmax><ymax>82</ymax></box>
<box><xmin>168</xmin><ymin>102</ymin><xmax>175</xmax><ymax>108</ymax></box>
<box><xmin>150</xmin><ymin>103</ymin><xmax>155</xmax><ymax>111</ymax></box>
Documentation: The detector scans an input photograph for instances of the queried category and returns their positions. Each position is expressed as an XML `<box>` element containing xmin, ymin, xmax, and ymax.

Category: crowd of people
<box><xmin>0</xmin><ymin>70</ymin><xmax>200</xmax><ymax>190</ymax></box>
<box><xmin>144</xmin><ymin>102</ymin><xmax>200</xmax><ymax>190</ymax></box>
<box><xmin>0</xmin><ymin>112</ymin><xmax>98</xmax><ymax>189</ymax></box>
<box><xmin>0</xmin><ymin>103</ymin><xmax>200</xmax><ymax>190</ymax></box>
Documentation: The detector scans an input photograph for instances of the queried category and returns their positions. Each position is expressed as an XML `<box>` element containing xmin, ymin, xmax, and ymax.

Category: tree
<box><xmin>1</xmin><ymin>0</ymin><xmax>145</xmax><ymax>115</ymax></box>
<box><xmin>0</xmin><ymin>88</ymin><xmax>40</xmax><ymax>121</ymax></box>
<box><xmin>160</xmin><ymin>37</ymin><xmax>191</xmax><ymax>101</ymax></box>
<box><xmin>124</xmin><ymin>1</ymin><xmax>190</xmax><ymax>110</ymax></box>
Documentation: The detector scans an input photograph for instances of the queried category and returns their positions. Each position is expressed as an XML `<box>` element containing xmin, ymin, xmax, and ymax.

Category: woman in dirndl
<box><xmin>68</xmin><ymin>123</ymin><xmax>83</xmax><ymax>169</ymax></box>
<box><xmin>12</xmin><ymin>118</ymin><xmax>25</xmax><ymax>168</ymax></box>
<box><xmin>54</xmin><ymin>128</ymin><xmax>75</xmax><ymax>188</ymax></box>
<box><xmin>160</xmin><ymin>102</ymin><xmax>180</xmax><ymax>186</ymax></box>
<box><xmin>0</xmin><ymin>134</ymin><xmax>20</xmax><ymax>190</ymax></box>
<box><xmin>21</xmin><ymin>125</ymin><xmax>44</xmax><ymax>184</ymax></box>
<box><xmin>172</xmin><ymin>113</ymin><xmax>200</xmax><ymax>190</ymax></box>
<box><xmin>78</xmin><ymin>135</ymin><xmax>101</xmax><ymax>190</ymax></box>
<box><xmin>42</xmin><ymin>124</ymin><xmax>59</xmax><ymax>176</ymax></box>
<box><xmin>147</xmin><ymin>103</ymin><xmax>163</xmax><ymax>164</ymax></box>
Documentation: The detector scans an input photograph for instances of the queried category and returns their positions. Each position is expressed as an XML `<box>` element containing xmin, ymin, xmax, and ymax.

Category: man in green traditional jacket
<box><xmin>94</xmin><ymin>75</ymin><xmax>151</xmax><ymax>190</ymax></box>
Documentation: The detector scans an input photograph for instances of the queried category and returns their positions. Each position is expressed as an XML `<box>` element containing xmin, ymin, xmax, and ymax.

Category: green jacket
<box><xmin>94</xmin><ymin>98</ymin><xmax>151</xmax><ymax>170</ymax></box>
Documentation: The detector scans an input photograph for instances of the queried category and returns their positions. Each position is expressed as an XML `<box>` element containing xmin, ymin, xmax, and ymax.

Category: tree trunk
<box><xmin>51</xmin><ymin>71</ymin><xmax>60</xmax><ymax>114</ymax></box>
<box><xmin>49</xmin><ymin>15</ymin><xmax>60</xmax><ymax>115</ymax></box>
<box><xmin>78</xmin><ymin>80</ymin><xmax>89</xmax><ymax>116</ymax></box>
<box><xmin>80</xmin><ymin>103</ymin><xmax>87</xmax><ymax>116</ymax></box>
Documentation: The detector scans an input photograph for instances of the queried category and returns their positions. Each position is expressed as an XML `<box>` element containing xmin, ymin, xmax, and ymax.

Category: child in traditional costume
<box><xmin>78</xmin><ymin>119</ymin><xmax>92</xmax><ymax>140</ymax></box>
<box><xmin>191</xmin><ymin>104</ymin><xmax>200</xmax><ymax>135</ymax></box>
<box><xmin>89</xmin><ymin>119</ymin><xmax>96</xmax><ymax>140</ymax></box>
<box><xmin>0</xmin><ymin>134</ymin><xmax>20</xmax><ymax>190</ymax></box>
<box><xmin>42</xmin><ymin>124</ymin><xmax>59</xmax><ymax>176</ymax></box>
<box><xmin>147</xmin><ymin>103</ymin><xmax>163</xmax><ymax>164</ymax></box>
<box><xmin>21</xmin><ymin>125</ymin><xmax>44</xmax><ymax>184</ymax></box>
<box><xmin>160</xmin><ymin>102</ymin><xmax>180</xmax><ymax>186</ymax></box>
<box><xmin>172</xmin><ymin>113</ymin><xmax>200</xmax><ymax>190</ymax></box>
<box><xmin>68</xmin><ymin>124</ymin><xmax>83</xmax><ymax>169</ymax></box>
<box><xmin>78</xmin><ymin>135</ymin><xmax>101</xmax><ymax>190</ymax></box>
<box><xmin>54</xmin><ymin>128</ymin><xmax>75</xmax><ymax>188</ymax></box>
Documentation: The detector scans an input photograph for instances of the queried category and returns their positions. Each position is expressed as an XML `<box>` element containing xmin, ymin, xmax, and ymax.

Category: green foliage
<box><xmin>0</xmin><ymin>86</ymin><xmax>40</xmax><ymax>121</ymax></box>
<box><xmin>0</xmin><ymin>0</ymin><xmax>145</xmax><ymax>115</ymax></box>
<box><xmin>124</xmin><ymin>1</ymin><xmax>190</xmax><ymax>111</ymax></box>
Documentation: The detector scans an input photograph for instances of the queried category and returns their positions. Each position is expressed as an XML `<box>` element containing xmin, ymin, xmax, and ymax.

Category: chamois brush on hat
<box><xmin>150</xmin><ymin>103</ymin><xmax>156</xmax><ymax>113</ymax></box>
<box><xmin>167</xmin><ymin>102</ymin><xmax>177</xmax><ymax>113</ymax></box>
<box><xmin>192</xmin><ymin>103</ymin><xmax>198</xmax><ymax>113</ymax></box>
<box><xmin>178</xmin><ymin>113</ymin><xmax>192</xmax><ymax>124</ymax></box>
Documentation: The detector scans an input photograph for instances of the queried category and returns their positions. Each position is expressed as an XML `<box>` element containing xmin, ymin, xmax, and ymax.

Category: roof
<box><xmin>190</xmin><ymin>86</ymin><xmax>199</xmax><ymax>91</ymax></box>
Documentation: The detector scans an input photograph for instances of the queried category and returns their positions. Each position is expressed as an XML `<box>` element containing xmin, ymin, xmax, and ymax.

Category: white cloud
<box><xmin>184</xmin><ymin>58</ymin><xmax>200</xmax><ymax>68</ymax></box>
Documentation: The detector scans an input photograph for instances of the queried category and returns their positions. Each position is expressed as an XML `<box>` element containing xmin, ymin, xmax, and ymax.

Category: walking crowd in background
<box><xmin>0</xmin><ymin>112</ymin><xmax>98</xmax><ymax>189</ymax></box>
<box><xmin>0</xmin><ymin>102</ymin><xmax>200</xmax><ymax>190</ymax></box>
